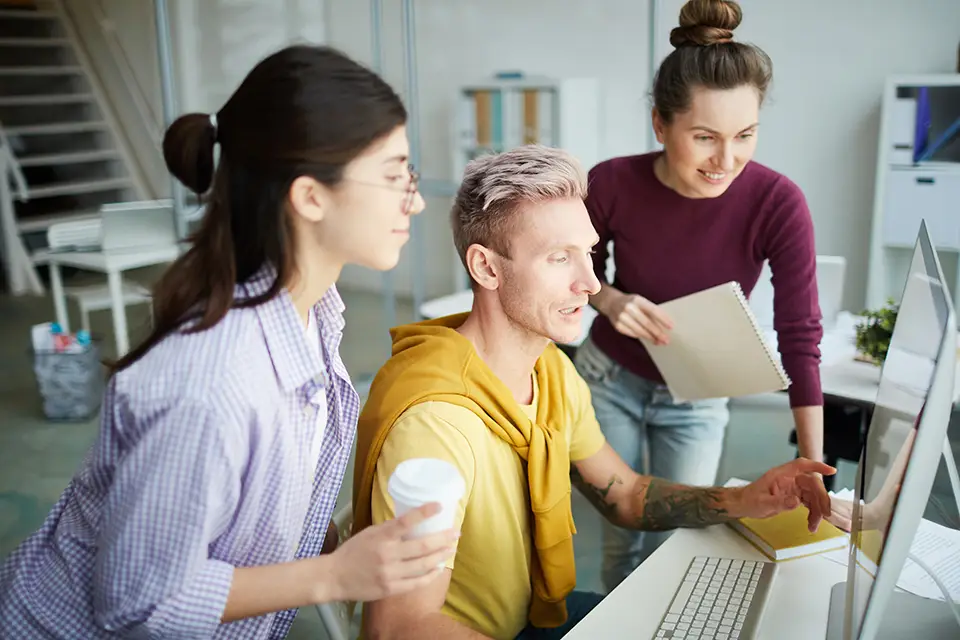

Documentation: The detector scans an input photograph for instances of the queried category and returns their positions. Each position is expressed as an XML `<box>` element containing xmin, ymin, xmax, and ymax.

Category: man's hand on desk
<box><xmin>733</xmin><ymin>458</ymin><xmax>836</xmax><ymax>531</ymax></box>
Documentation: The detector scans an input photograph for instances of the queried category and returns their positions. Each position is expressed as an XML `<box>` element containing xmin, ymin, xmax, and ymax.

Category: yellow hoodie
<box><xmin>352</xmin><ymin>313</ymin><xmax>582</xmax><ymax>629</ymax></box>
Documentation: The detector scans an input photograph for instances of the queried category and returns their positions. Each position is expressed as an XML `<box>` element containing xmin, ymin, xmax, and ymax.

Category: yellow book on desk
<box><xmin>728</xmin><ymin>506</ymin><xmax>848</xmax><ymax>561</ymax></box>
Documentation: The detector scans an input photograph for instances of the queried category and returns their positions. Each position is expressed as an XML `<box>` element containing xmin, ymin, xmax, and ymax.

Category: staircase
<box><xmin>0</xmin><ymin>0</ymin><xmax>148</xmax><ymax>295</ymax></box>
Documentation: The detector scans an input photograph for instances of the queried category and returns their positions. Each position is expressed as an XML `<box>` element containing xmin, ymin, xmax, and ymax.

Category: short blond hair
<box><xmin>450</xmin><ymin>144</ymin><xmax>588</xmax><ymax>273</ymax></box>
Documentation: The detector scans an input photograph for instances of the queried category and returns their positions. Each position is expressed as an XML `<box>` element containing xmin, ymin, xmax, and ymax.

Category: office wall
<box><xmin>326</xmin><ymin>0</ymin><xmax>654</xmax><ymax>297</ymax></box>
<box><xmin>325</xmin><ymin>0</ymin><xmax>960</xmax><ymax>310</ymax></box>
<box><xmin>86</xmin><ymin>1</ymin><xmax>960</xmax><ymax>309</ymax></box>
<box><xmin>171</xmin><ymin>0</ymin><xmax>327</xmax><ymax>114</ymax></box>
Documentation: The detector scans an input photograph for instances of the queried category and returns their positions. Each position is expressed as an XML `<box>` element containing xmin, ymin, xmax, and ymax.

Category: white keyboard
<box><xmin>653</xmin><ymin>556</ymin><xmax>777</xmax><ymax>639</ymax></box>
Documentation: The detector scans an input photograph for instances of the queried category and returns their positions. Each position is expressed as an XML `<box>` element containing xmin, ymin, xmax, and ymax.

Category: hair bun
<box><xmin>670</xmin><ymin>0</ymin><xmax>742</xmax><ymax>48</ymax></box>
<box><xmin>162</xmin><ymin>112</ymin><xmax>217</xmax><ymax>195</ymax></box>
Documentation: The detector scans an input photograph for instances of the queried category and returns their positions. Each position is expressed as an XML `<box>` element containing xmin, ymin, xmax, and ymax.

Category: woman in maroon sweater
<box><xmin>574</xmin><ymin>0</ymin><xmax>825</xmax><ymax>591</ymax></box>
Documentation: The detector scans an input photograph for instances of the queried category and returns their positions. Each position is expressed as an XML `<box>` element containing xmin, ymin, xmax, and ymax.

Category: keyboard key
<box><xmin>665</xmin><ymin>614</ymin><xmax>680</xmax><ymax>624</ymax></box>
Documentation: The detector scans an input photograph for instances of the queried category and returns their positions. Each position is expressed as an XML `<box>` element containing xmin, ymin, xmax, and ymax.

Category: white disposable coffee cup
<box><xmin>388</xmin><ymin>457</ymin><xmax>466</xmax><ymax>539</ymax></box>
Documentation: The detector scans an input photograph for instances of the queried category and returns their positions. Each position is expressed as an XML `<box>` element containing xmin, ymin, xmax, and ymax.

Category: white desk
<box><xmin>566</xmin><ymin>525</ymin><xmax>847</xmax><ymax>639</ymax></box>
<box><xmin>34</xmin><ymin>245</ymin><xmax>181</xmax><ymax>356</ymax></box>
<box><xmin>819</xmin><ymin>338</ymin><xmax>960</xmax><ymax>409</ymax></box>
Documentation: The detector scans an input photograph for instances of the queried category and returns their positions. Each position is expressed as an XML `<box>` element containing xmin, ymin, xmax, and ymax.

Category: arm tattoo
<box><xmin>634</xmin><ymin>479</ymin><xmax>732</xmax><ymax>531</ymax></box>
<box><xmin>571</xmin><ymin>467</ymin><xmax>623</xmax><ymax>524</ymax></box>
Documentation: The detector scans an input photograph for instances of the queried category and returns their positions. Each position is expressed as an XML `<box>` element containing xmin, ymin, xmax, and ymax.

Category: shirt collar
<box><xmin>239</xmin><ymin>263</ymin><xmax>346</xmax><ymax>393</ymax></box>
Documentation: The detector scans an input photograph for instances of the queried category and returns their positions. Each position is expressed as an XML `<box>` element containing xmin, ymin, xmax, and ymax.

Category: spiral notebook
<box><xmin>640</xmin><ymin>281</ymin><xmax>791</xmax><ymax>402</ymax></box>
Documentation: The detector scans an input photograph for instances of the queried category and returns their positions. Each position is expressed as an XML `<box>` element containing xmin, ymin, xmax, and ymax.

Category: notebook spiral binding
<box><xmin>732</xmin><ymin>281</ymin><xmax>792</xmax><ymax>388</ymax></box>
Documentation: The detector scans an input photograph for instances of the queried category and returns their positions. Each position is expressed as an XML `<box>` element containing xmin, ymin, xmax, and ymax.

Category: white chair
<box><xmin>316</xmin><ymin>504</ymin><xmax>357</xmax><ymax>640</ymax></box>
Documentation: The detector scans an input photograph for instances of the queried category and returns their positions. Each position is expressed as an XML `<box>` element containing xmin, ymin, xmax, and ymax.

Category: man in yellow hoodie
<box><xmin>352</xmin><ymin>145</ymin><xmax>834</xmax><ymax>640</ymax></box>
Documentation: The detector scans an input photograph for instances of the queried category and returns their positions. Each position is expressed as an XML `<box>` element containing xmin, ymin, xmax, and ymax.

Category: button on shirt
<box><xmin>0</xmin><ymin>265</ymin><xmax>359</xmax><ymax>639</ymax></box>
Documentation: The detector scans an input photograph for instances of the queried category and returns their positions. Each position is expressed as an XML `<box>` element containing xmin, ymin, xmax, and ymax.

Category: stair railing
<box><xmin>0</xmin><ymin>123</ymin><xmax>44</xmax><ymax>295</ymax></box>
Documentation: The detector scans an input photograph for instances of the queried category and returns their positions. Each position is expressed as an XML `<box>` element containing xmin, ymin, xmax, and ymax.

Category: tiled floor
<box><xmin>0</xmin><ymin>269</ymin><xmax>878</xmax><ymax>638</ymax></box>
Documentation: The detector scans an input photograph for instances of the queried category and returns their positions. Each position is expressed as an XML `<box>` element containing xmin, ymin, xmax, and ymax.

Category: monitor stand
<box><xmin>825</xmin><ymin>436</ymin><xmax>960</xmax><ymax>639</ymax></box>
<box><xmin>825</xmin><ymin>582</ymin><xmax>957</xmax><ymax>639</ymax></box>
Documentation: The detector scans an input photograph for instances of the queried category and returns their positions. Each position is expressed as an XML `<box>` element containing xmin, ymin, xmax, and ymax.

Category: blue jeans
<box><xmin>514</xmin><ymin>591</ymin><xmax>605</xmax><ymax>639</ymax></box>
<box><xmin>574</xmin><ymin>337</ymin><xmax>730</xmax><ymax>592</ymax></box>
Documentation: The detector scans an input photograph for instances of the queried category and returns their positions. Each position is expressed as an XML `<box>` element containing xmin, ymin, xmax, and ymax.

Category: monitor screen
<box><xmin>845</xmin><ymin>223</ymin><xmax>954</xmax><ymax>637</ymax></box>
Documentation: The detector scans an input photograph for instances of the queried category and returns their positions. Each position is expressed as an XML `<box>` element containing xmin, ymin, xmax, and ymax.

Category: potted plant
<box><xmin>854</xmin><ymin>298</ymin><xmax>899</xmax><ymax>365</ymax></box>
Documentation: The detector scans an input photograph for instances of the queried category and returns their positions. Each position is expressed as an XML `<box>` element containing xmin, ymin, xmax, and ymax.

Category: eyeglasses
<box><xmin>343</xmin><ymin>164</ymin><xmax>420</xmax><ymax>214</ymax></box>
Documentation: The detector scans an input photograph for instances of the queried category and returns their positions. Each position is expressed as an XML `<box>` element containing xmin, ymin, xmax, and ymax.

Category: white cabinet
<box><xmin>452</xmin><ymin>76</ymin><xmax>601</xmax><ymax>184</ymax></box>
<box><xmin>882</xmin><ymin>166</ymin><xmax>960</xmax><ymax>249</ymax></box>
<box><xmin>866</xmin><ymin>74</ymin><xmax>960</xmax><ymax>314</ymax></box>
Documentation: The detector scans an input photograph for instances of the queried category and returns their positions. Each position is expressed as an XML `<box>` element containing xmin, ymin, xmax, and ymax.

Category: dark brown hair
<box><xmin>112</xmin><ymin>45</ymin><xmax>406</xmax><ymax>374</ymax></box>
<box><xmin>653</xmin><ymin>0</ymin><xmax>773</xmax><ymax>123</ymax></box>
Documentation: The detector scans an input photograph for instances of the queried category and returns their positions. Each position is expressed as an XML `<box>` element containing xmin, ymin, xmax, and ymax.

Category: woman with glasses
<box><xmin>0</xmin><ymin>45</ymin><xmax>457</xmax><ymax>639</ymax></box>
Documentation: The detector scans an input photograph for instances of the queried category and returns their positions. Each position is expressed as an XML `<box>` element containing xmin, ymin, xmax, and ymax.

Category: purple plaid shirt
<box><xmin>0</xmin><ymin>265</ymin><xmax>359</xmax><ymax>638</ymax></box>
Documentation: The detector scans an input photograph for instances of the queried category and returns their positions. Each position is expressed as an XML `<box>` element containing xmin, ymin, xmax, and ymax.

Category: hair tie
<box><xmin>209</xmin><ymin>113</ymin><xmax>218</xmax><ymax>142</ymax></box>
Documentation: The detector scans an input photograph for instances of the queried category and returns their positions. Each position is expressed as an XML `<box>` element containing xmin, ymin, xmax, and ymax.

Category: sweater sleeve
<box><xmin>764</xmin><ymin>181</ymin><xmax>824</xmax><ymax>407</ymax></box>
<box><xmin>585</xmin><ymin>163</ymin><xmax>614</xmax><ymax>285</ymax></box>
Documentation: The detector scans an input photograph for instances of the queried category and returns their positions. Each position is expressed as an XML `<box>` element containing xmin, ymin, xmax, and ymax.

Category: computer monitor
<box><xmin>826</xmin><ymin>220</ymin><xmax>958</xmax><ymax>639</ymax></box>
<box><xmin>99</xmin><ymin>199</ymin><xmax>179</xmax><ymax>253</ymax></box>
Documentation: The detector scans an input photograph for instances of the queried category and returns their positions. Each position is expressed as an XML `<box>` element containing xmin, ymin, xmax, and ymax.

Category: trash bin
<box><xmin>32</xmin><ymin>341</ymin><xmax>105</xmax><ymax>421</ymax></box>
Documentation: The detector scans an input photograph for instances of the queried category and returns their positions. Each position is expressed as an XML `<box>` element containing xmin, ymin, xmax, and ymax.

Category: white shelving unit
<box><xmin>442</xmin><ymin>75</ymin><xmax>602</xmax><ymax>295</ymax></box>
<box><xmin>866</xmin><ymin>74</ymin><xmax>960</xmax><ymax>314</ymax></box>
